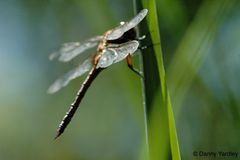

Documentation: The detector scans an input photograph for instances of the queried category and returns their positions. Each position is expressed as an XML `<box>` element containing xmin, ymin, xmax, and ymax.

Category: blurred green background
<box><xmin>0</xmin><ymin>0</ymin><xmax>239</xmax><ymax>160</ymax></box>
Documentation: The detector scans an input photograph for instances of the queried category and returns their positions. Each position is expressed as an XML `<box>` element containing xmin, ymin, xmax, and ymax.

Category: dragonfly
<box><xmin>48</xmin><ymin>9</ymin><xmax>148</xmax><ymax>139</ymax></box>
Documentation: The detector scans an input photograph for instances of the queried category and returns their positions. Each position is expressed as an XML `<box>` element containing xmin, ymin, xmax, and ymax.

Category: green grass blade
<box><xmin>167</xmin><ymin>0</ymin><xmax>237</xmax><ymax>117</ymax></box>
<box><xmin>134</xmin><ymin>0</ymin><xmax>181</xmax><ymax>159</ymax></box>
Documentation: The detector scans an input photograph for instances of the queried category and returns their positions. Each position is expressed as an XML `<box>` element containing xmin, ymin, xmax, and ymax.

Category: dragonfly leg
<box><xmin>136</xmin><ymin>35</ymin><xmax>146</xmax><ymax>41</ymax></box>
<box><xmin>126</xmin><ymin>54</ymin><xmax>143</xmax><ymax>78</ymax></box>
<box><xmin>138</xmin><ymin>42</ymin><xmax>161</xmax><ymax>51</ymax></box>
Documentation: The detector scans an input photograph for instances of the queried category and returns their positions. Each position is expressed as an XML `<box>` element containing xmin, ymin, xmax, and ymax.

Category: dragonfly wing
<box><xmin>49</xmin><ymin>42</ymin><xmax>80</xmax><ymax>60</ymax></box>
<box><xmin>96</xmin><ymin>48</ymin><xmax>118</xmax><ymax>68</ymax></box>
<box><xmin>96</xmin><ymin>40</ymin><xmax>139</xmax><ymax>68</ymax></box>
<box><xmin>106</xmin><ymin>9</ymin><xmax>148</xmax><ymax>40</ymax></box>
<box><xmin>112</xmin><ymin>40</ymin><xmax>139</xmax><ymax>63</ymax></box>
<box><xmin>49</xmin><ymin>36</ymin><xmax>103</xmax><ymax>62</ymax></box>
<box><xmin>48</xmin><ymin>58</ymin><xmax>93</xmax><ymax>94</ymax></box>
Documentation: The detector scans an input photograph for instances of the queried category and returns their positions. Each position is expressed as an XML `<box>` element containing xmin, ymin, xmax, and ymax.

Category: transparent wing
<box><xmin>96</xmin><ymin>48</ymin><xmax>118</xmax><ymax>68</ymax></box>
<box><xmin>49</xmin><ymin>36</ymin><xmax>103</xmax><ymax>62</ymax></box>
<box><xmin>48</xmin><ymin>58</ymin><xmax>93</xmax><ymax>94</ymax></box>
<box><xmin>97</xmin><ymin>40</ymin><xmax>139</xmax><ymax>68</ymax></box>
<box><xmin>106</xmin><ymin>9</ymin><xmax>148</xmax><ymax>40</ymax></box>
<box><xmin>112</xmin><ymin>40</ymin><xmax>139</xmax><ymax>63</ymax></box>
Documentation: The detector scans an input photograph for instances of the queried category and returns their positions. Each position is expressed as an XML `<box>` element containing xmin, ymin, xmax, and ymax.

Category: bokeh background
<box><xmin>0</xmin><ymin>0</ymin><xmax>239</xmax><ymax>160</ymax></box>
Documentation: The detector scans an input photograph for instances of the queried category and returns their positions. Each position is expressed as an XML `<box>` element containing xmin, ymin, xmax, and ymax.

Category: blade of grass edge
<box><xmin>133</xmin><ymin>0</ymin><xmax>181</xmax><ymax>159</ymax></box>
<box><xmin>167</xmin><ymin>0</ymin><xmax>237</xmax><ymax>118</ymax></box>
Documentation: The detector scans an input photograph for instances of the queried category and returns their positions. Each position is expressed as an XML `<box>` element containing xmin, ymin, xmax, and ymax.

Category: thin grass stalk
<box><xmin>133</xmin><ymin>0</ymin><xmax>181</xmax><ymax>159</ymax></box>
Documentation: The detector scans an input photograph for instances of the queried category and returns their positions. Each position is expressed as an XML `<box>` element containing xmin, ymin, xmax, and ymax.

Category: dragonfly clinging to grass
<box><xmin>48</xmin><ymin>9</ymin><xmax>148</xmax><ymax>139</ymax></box>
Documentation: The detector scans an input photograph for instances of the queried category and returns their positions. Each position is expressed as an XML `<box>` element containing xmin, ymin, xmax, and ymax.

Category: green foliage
<box><xmin>134</xmin><ymin>0</ymin><xmax>181</xmax><ymax>159</ymax></box>
<box><xmin>167</xmin><ymin>0</ymin><xmax>237</xmax><ymax>117</ymax></box>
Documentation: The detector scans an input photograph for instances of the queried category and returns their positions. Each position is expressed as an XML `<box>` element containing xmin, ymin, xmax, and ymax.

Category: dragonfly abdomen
<box><xmin>55</xmin><ymin>67</ymin><xmax>103</xmax><ymax>139</ymax></box>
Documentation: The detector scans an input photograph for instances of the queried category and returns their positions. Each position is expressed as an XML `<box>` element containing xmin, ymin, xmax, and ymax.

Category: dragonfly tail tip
<box><xmin>54</xmin><ymin>131</ymin><xmax>62</xmax><ymax>140</ymax></box>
